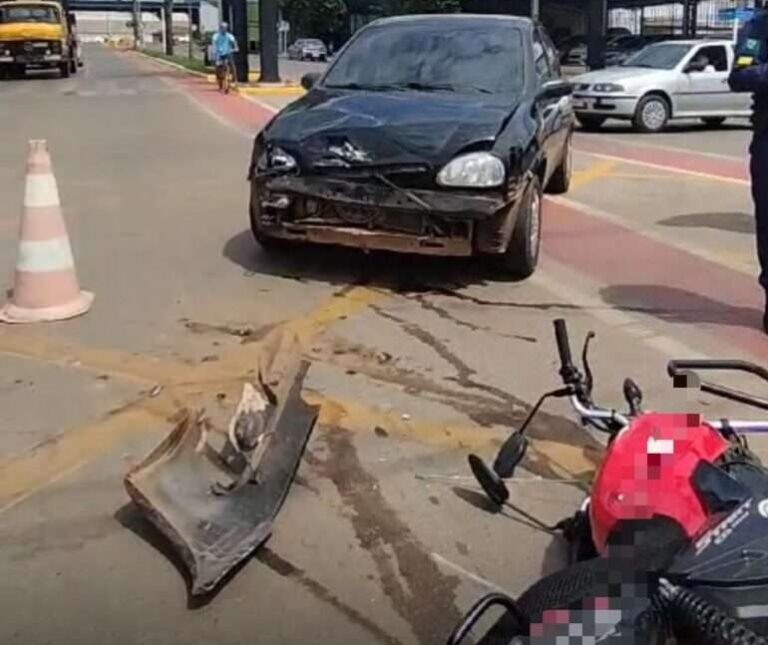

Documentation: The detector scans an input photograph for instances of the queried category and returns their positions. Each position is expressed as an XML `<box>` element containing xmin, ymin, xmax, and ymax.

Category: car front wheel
<box><xmin>249</xmin><ymin>199</ymin><xmax>293</xmax><ymax>253</ymax></box>
<box><xmin>495</xmin><ymin>175</ymin><xmax>542</xmax><ymax>279</ymax></box>
<box><xmin>633</xmin><ymin>95</ymin><xmax>669</xmax><ymax>133</ymax></box>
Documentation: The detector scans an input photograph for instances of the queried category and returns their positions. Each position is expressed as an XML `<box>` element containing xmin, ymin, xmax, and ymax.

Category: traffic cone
<box><xmin>0</xmin><ymin>140</ymin><xmax>93</xmax><ymax>323</ymax></box>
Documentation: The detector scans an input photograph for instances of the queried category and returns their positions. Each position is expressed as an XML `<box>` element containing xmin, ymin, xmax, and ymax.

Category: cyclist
<box><xmin>212</xmin><ymin>22</ymin><xmax>238</xmax><ymax>89</ymax></box>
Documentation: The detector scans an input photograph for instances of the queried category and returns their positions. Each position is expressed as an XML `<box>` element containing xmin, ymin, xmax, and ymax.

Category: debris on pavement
<box><xmin>124</xmin><ymin>341</ymin><xmax>319</xmax><ymax>597</ymax></box>
<box><xmin>149</xmin><ymin>384</ymin><xmax>163</xmax><ymax>398</ymax></box>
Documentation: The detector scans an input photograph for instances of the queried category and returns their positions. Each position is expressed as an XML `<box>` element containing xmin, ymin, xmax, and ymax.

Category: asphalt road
<box><xmin>0</xmin><ymin>44</ymin><xmax>764</xmax><ymax>645</ymax></box>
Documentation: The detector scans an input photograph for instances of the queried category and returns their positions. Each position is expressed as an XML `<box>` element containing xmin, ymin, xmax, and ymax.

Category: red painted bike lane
<box><xmin>575</xmin><ymin>135</ymin><xmax>749</xmax><ymax>183</ymax></box>
<box><xmin>544</xmin><ymin>198</ymin><xmax>767</xmax><ymax>360</ymax></box>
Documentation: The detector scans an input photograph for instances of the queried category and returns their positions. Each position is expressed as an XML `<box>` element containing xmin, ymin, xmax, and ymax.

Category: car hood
<box><xmin>264</xmin><ymin>89</ymin><xmax>518</xmax><ymax>169</ymax></box>
<box><xmin>573</xmin><ymin>67</ymin><xmax>665</xmax><ymax>84</ymax></box>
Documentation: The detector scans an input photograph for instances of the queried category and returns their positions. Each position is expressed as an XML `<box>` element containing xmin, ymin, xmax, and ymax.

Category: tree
<box><xmin>399</xmin><ymin>0</ymin><xmax>461</xmax><ymax>12</ymax></box>
<box><xmin>281</xmin><ymin>0</ymin><xmax>349</xmax><ymax>47</ymax></box>
<box><xmin>164</xmin><ymin>0</ymin><xmax>174</xmax><ymax>55</ymax></box>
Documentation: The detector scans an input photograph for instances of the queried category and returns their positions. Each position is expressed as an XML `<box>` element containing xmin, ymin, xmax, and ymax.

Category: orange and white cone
<box><xmin>0</xmin><ymin>140</ymin><xmax>93</xmax><ymax>324</ymax></box>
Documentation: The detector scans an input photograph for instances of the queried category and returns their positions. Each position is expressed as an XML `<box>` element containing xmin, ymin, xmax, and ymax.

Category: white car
<box><xmin>571</xmin><ymin>39</ymin><xmax>752</xmax><ymax>132</ymax></box>
<box><xmin>287</xmin><ymin>38</ymin><xmax>327</xmax><ymax>62</ymax></box>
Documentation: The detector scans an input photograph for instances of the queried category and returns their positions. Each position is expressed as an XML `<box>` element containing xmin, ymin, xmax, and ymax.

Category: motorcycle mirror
<box><xmin>469</xmin><ymin>454</ymin><xmax>510</xmax><ymax>507</ymax></box>
<box><xmin>493</xmin><ymin>433</ymin><xmax>529</xmax><ymax>479</ymax></box>
<box><xmin>623</xmin><ymin>378</ymin><xmax>643</xmax><ymax>414</ymax></box>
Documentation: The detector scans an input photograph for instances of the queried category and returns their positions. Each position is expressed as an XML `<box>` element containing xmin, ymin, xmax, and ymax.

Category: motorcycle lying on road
<box><xmin>449</xmin><ymin>319</ymin><xmax>768</xmax><ymax>644</ymax></box>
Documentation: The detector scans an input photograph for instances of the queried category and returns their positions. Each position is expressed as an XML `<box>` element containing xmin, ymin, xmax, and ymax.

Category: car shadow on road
<box><xmin>659</xmin><ymin>212</ymin><xmax>755</xmax><ymax>235</ymax></box>
<box><xmin>600</xmin><ymin>284</ymin><xmax>763</xmax><ymax>330</ymax></box>
<box><xmin>224</xmin><ymin>229</ymin><xmax>521</xmax><ymax>293</ymax></box>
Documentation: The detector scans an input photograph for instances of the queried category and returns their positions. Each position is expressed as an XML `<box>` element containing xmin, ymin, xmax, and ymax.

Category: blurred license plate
<box><xmin>573</xmin><ymin>100</ymin><xmax>589</xmax><ymax>110</ymax></box>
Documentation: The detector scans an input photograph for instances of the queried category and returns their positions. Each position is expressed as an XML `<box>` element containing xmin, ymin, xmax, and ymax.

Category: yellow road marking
<box><xmin>570</xmin><ymin>159</ymin><xmax>619</xmax><ymax>190</ymax></box>
<box><xmin>609</xmin><ymin>172</ymin><xmax>744</xmax><ymax>184</ymax></box>
<box><xmin>0</xmin><ymin>395</ymin><xmax>178</xmax><ymax>513</ymax></box>
<box><xmin>0</xmin><ymin>286</ymin><xmax>388</xmax><ymax>509</ymax></box>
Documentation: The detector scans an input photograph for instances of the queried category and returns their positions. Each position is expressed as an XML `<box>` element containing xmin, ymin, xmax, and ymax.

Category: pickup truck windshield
<box><xmin>622</xmin><ymin>43</ymin><xmax>692</xmax><ymax>69</ymax></box>
<box><xmin>324</xmin><ymin>22</ymin><xmax>525</xmax><ymax>95</ymax></box>
<box><xmin>0</xmin><ymin>5</ymin><xmax>60</xmax><ymax>23</ymax></box>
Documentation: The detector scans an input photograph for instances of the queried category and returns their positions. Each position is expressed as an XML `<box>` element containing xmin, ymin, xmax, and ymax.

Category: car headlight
<box><xmin>437</xmin><ymin>153</ymin><xmax>505</xmax><ymax>188</ymax></box>
<box><xmin>258</xmin><ymin>146</ymin><xmax>297</xmax><ymax>172</ymax></box>
<box><xmin>593</xmin><ymin>83</ymin><xmax>625</xmax><ymax>93</ymax></box>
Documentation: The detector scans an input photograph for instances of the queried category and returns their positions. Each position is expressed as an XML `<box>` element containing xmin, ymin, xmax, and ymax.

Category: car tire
<box><xmin>545</xmin><ymin>133</ymin><xmax>572</xmax><ymax>195</ymax></box>
<box><xmin>59</xmin><ymin>61</ymin><xmax>70</xmax><ymax>78</ymax></box>
<box><xmin>702</xmin><ymin>116</ymin><xmax>726</xmax><ymax>128</ymax></box>
<box><xmin>249</xmin><ymin>200</ymin><xmax>293</xmax><ymax>253</ymax></box>
<box><xmin>576</xmin><ymin>115</ymin><xmax>606</xmax><ymax>132</ymax></box>
<box><xmin>495</xmin><ymin>175</ymin><xmax>542</xmax><ymax>279</ymax></box>
<box><xmin>633</xmin><ymin>94</ymin><xmax>669</xmax><ymax>133</ymax></box>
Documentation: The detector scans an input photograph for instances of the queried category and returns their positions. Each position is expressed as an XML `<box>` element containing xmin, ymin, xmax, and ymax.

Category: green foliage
<box><xmin>281</xmin><ymin>0</ymin><xmax>348</xmax><ymax>45</ymax></box>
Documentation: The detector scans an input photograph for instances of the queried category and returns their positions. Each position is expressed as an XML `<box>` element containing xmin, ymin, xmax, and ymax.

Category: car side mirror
<box><xmin>537</xmin><ymin>79</ymin><xmax>573</xmax><ymax>101</ymax></box>
<box><xmin>301</xmin><ymin>72</ymin><xmax>321</xmax><ymax>90</ymax></box>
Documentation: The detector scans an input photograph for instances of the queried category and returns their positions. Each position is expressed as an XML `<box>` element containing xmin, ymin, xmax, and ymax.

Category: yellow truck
<box><xmin>0</xmin><ymin>0</ymin><xmax>79</xmax><ymax>78</ymax></box>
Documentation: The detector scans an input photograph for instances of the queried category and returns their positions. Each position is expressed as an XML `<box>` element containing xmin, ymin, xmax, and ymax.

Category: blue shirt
<box><xmin>213</xmin><ymin>32</ymin><xmax>237</xmax><ymax>60</ymax></box>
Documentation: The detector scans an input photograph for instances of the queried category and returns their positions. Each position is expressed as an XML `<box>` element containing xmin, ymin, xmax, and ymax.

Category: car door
<box><xmin>725</xmin><ymin>43</ymin><xmax>754</xmax><ymax>115</ymax></box>
<box><xmin>533</xmin><ymin>27</ymin><xmax>560</xmax><ymax>170</ymax></box>
<box><xmin>675</xmin><ymin>44</ymin><xmax>732</xmax><ymax>116</ymax></box>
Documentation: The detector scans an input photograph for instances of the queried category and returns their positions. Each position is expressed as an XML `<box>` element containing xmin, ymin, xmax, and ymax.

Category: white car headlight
<box><xmin>258</xmin><ymin>146</ymin><xmax>297</xmax><ymax>172</ymax></box>
<box><xmin>437</xmin><ymin>153</ymin><xmax>505</xmax><ymax>188</ymax></box>
<box><xmin>593</xmin><ymin>83</ymin><xmax>625</xmax><ymax>93</ymax></box>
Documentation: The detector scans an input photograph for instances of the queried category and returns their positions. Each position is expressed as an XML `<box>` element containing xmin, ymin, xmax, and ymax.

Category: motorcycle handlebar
<box><xmin>553</xmin><ymin>319</ymin><xmax>575</xmax><ymax>376</ymax></box>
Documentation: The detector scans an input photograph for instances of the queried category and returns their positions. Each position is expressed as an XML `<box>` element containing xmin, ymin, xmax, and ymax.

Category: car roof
<box><xmin>369</xmin><ymin>13</ymin><xmax>533</xmax><ymax>30</ymax></box>
<box><xmin>0</xmin><ymin>1</ymin><xmax>61</xmax><ymax>7</ymax></box>
<box><xmin>651</xmin><ymin>39</ymin><xmax>732</xmax><ymax>46</ymax></box>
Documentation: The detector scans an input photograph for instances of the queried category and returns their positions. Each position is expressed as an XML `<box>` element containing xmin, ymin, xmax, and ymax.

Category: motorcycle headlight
<box><xmin>593</xmin><ymin>83</ymin><xmax>625</xmax><ymax>93</ymax></box>
<box><xmin>437</xmin><ymin>153</ymin><xmax>505</xmax><ymax>188</ymax></box>
<box><xmin>257</xmin><ymin>146</ymin><xmax>297</xmax><ymax>172</ymax></box>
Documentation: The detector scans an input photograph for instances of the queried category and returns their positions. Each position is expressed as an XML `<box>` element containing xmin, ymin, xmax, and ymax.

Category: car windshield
<box><xmin>622</xmin><ymin>42</ymin><xmax>692</xmax><ymax>69</ymax></box>
<box><xmin>323</xmin><ymin>21</ymin><xmax>525</xmax><ymax>95</ymax></box>
<box><xmin>0</xmin><ymin>4</ymin><xmax>59</xmax><ymax>23</ymax></box>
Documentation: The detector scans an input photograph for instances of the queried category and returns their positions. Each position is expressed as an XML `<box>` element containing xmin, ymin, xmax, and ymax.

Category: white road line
<box><xmin>577</xmin><ymin>132</ymin><xmax>747</xmax><ymax>163</ymax></box>
<box><xmin>531</xmin><ymin>266</ymin><xmax>711</xmax><ymax>360</ymax></box>
<box><xmin>577</xmin><ymin>149</ymin><xmax>749</xmax><ymax>186</ymax></box>
<box><xmin>240</xmin><ymin>93</ymin><xmax>280</xmax><ymax>114</ymax></box>
<box><xmin>430</xmin><ymin>552</ymin><xmax>512</xmax><ymax>595</ymax></box>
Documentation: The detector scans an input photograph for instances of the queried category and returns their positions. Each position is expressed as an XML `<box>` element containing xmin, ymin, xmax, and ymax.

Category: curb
<box><xmin>132</xmin><ymin>49</ymin><xmax>208</xmax><ymax>78</ymax></box>
<box><xmin>131</xmin><ymin>50</ymin><xmax>305</xmax><ymax>98</ymax></box>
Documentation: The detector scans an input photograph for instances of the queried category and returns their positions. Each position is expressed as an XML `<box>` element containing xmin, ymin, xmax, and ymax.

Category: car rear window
<box><xmin>324</xmin><ymin>21</ymin><xmax>525</xmax><ymax>95</ymax></box>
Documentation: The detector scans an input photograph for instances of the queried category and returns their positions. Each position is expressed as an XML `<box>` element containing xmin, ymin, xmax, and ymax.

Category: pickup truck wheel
<box><xmin>633</xmin><ymin>95</ymin><xmax>669</xmax><ymax>133</ymax></box>
<box><xmin>702</xmin><ymin>117</ymin><xmax>726</xmax><ymax>128</ymax></box>
<box><xmin>59</xmin><ymin>61</ymin><xmax>70</xmax><ymax>78</ymax></box>
<box><xmin>545</xmin><ymin>134</ymin><xmax>572</xmax><ymax>195</ymax></box>
<box><xmin>495</xmin><ymin>176</ymin><xmax>542</xmax><ymax>279</ymax></box>
<box><xmin>576</xmin><ymin>115</ymin><xmax>606</xmax><ymax>132</ymax></box>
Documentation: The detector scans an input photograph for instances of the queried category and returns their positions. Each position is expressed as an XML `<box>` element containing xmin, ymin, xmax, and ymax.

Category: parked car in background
<box><xmin>571</xmin><ymin>39</ymin><xmax>751</xmax><ymax>132</ymax></box>
<box><xmin>287</xmin><ymin>38</ymin><xmax>327</xmax><ymax>61</ymax></box>
<box><xmin>249</xmin><ymin>15</ymin><xmax>574</xmax><ymax>279</ymax></box>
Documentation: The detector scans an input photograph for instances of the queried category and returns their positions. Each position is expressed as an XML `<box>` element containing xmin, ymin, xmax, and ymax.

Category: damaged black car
<box><xmin>248</xmin><ymin>14</ymin><xmax>574</xmax><ymax>277</ymax></box>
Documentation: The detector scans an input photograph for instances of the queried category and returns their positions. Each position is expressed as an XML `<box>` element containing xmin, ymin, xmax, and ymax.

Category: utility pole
<box><xmin>164</xmin><ymin>0</ymin><xmax>173</xmax><ymax>55</ymax></box>
<box><xmin>132</xmin><ymin>0</ymin><xmax>141</xmax><ymax>49</ymax></box>
<box><xmin>187</xmin><ymin>5</ymin><xmax>192</xmax><ymax>58</ymax></box>
<box><xmin>231</xmin><ymin>0</ymin><xmax>248</xmax><ymax>83</ymax></box>
<box><xmin>259</xmin><ymin>0</ymin><xmax>280</xmax><ymax>83</ymax></box>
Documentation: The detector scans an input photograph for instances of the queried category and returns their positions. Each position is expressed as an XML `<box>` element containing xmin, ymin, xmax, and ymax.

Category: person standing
<box><xmin>729</xmin><ymin>5</ymin><xmax>768</xmax><ymax>332</ymax></box>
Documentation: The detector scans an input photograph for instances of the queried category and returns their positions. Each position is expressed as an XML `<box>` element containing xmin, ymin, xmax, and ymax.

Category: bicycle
<box><xmin>215</xmin><ymin>55</ymin><xmax>235</xmax><ymax>94</ymax></box>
